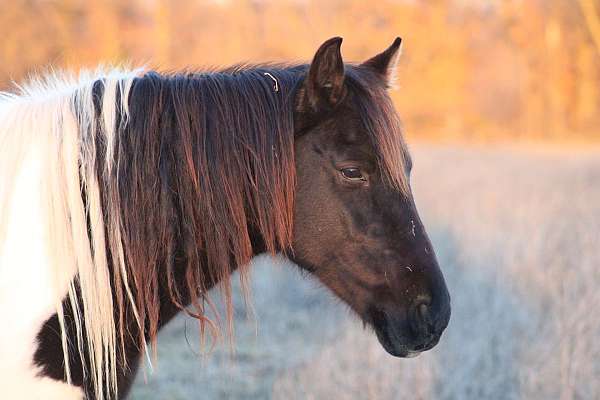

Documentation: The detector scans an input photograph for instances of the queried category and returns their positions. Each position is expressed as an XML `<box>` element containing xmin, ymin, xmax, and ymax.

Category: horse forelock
<box><xmin>345</xmin><ymin>66</ymin><xmax>410</xmax><ymax>194</ymax></box>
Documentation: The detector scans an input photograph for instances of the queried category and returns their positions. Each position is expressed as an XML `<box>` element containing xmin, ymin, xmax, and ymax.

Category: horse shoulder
<box><xmin>0</xmin><ymin>144</ymin><xmax>80</xmax><ymax>399</ymax></box>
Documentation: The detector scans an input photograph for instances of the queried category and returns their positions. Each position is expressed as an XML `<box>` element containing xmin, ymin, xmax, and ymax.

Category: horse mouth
<box><xmin>373</xmin><ymin>326</ymin><xmax>413</xmax><ymax>357</ymax></box>
<box><xmin>374</xmin><ymin>326</ymin><xmax>441</xmax><ymax>357</ymax></box>
<box><xmin>368</xmin><ymin>306</ymin><xmax>441</xmax><ymax>358</ymax></box>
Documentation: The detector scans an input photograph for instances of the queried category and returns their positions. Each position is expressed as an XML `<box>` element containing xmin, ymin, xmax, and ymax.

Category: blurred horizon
<box><xmin>1</xmin><ymin>0</ymin><xmax>599</xmax><ymax>141</ymax></box>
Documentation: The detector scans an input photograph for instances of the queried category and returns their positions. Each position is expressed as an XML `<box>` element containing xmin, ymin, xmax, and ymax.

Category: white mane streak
<box><xmin>0</xmin><ymin>66</ymin><xmax>144</xmax><ymax>400</ymax></box>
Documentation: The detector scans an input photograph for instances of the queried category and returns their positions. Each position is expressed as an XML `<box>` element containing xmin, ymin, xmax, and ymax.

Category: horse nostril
<box><xmin>418</xmin><ymin>302</ymin><xmax>429</xmax><ymax>321</ymax></box>
<box><xmin>410</xmin><ymin>299</ymin><xmax>434</xmax><ymax>336</ymax></box>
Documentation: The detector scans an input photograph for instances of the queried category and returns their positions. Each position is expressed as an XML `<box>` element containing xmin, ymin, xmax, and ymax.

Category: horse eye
<box><xmin>341</xmin><ymin>167</ymin><xmax>366</xmax><ymax>181</ymax></box>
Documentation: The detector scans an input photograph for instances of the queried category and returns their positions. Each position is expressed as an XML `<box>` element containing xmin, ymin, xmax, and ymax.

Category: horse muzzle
<box><xmin>369</xmin><ymin>295</ymin><xmax>450</xmax><ymax>358</ymax></box>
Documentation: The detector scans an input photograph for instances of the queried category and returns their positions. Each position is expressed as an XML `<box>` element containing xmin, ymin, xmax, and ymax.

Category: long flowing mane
<box><xmin>0</xmin><ymin>63</ymin><xmax>408</xmax><ymax>399</ymax></box>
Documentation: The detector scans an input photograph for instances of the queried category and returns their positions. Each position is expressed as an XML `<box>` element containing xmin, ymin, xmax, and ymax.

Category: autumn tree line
<box><xmin>1</xmin><ymin>0</ymin><xmax>599</xmax><ymax>141</ymax></box>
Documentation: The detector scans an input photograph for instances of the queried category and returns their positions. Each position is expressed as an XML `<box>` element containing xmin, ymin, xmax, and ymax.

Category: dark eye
<box><xmin>341</xmin><ymin>167</ymin><xmax>366</xmax><ymax>182</ymax></box>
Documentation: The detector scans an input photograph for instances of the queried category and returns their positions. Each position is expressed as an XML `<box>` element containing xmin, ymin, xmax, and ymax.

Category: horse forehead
<box><xmin>313</xmin><ymin>114</ymin><xmax>373</xmax><ymax>153</ymax></box>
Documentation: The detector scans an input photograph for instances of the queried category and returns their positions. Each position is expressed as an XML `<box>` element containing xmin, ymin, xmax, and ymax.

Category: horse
<box><xmin>0</xmin><ymin>37</ymin><xmax>450</xmax><ymax>400</ymax></box>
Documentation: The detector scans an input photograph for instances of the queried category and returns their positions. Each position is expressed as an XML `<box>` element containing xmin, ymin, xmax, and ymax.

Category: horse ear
<box><xmin>302</xmin><ymin>37</ymin><xmax>345</xmax><ymax>112</ymax></box>
<box><xmin>362</xmin><ymin>37</ymin><xmax>402</xmax><ymax>87</ymax></box>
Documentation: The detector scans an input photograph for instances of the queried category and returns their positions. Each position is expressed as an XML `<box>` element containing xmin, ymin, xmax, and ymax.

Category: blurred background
<box><xmin>3</xmin><ymin>0</ymin><xmax>600</xmax><ymax>141</ymax></box>
<box><xmin>3</xmin><ymin>1</ymin><xmax>599</xmax><ymax>399</ymax></box>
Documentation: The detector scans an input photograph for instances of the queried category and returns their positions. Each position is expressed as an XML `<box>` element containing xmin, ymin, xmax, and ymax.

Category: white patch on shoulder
<box><xmin>0</xmin><ymin>376</ymin><xmax>83</xmax><ymax>400</ymax></box>
<box><xmin>0</xmin><ymin>146</ymin><xmax>82</xmax><ymax>399</ymax></box>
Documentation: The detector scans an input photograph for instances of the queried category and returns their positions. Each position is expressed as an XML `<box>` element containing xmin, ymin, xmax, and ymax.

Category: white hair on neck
<box><xmin>0</xmin><ymin>66</ymin><xmax>144</xmax><ymax>400</ymax></box>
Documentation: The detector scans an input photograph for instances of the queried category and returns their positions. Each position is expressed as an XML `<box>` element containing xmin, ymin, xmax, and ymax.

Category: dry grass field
<box><xmin>130</xmin><ymin>144</ymin><xmax>600</xmax><ymax>400</ymax></box>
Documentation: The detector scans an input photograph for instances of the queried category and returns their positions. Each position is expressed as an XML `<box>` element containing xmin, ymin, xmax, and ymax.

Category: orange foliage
<box><xmin>1</xmin><ymin>0</ymin><xmax>599</xmax><ymax>141</ymax></box>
